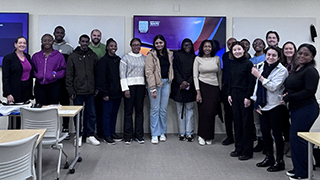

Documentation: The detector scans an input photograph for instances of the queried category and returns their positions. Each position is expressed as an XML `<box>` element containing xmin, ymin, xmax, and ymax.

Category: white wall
<box><xmin>1</xmin><ymin>0</ymin><xmax>320</xmax><ymax>133</ymax></box>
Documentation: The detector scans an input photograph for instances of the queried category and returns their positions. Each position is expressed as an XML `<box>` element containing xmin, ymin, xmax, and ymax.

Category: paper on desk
<box><xmin>58</xmin><ymin>110</ymin><xmax>78</xmax><ymax>115</ymax></box>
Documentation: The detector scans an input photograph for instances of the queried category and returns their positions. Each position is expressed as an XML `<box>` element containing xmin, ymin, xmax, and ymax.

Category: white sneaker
<box><xmin>74</xmin><ymin>136</ymin><xmax>82</xmax><ymax>147</ymax></box>
<box><xmin>160</xmin><ymin>134</ymin><xmax>166</xmax><ymax>142</ymax></box>
<box><xmin>86</xmin><ymin>136</ymin><xmax>100</xmax><ymax>146</ymax></box>
<box><xmin>206</xmin><ymin>140</ymin><xmax>212</xmax><ymax>145</ymax></box>
<box><xmin>151</xmin><ymin>136</ymin><xmax>159</xmax><ymax>144</ymax></box>
<box><xmin>198</xmin><ymin>136</ymin><xmax>205</xmax><ymax>146</ymax></box>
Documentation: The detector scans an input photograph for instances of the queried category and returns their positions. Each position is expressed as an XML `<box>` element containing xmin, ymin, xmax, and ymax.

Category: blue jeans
<box><xmin>148</xmin><ymin>79</ymin><xmax>170</xmax><ymax>136</ymax></box>
<box><xmin>73</xmin><ymin>94</ymin><xmax>96</xmax><ymax>137</ymax></box>
<box><xmin>102</xmin><ymin>98</ymin><xmax>121</xmax><ymax>138</ymax></box>
<box><xmin>176</xmin><ymin>102</ymin><xmax>195</xmax><ymax>136</ymax></box>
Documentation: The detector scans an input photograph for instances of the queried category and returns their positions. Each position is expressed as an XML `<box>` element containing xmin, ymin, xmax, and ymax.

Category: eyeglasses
<box><xmin>132</xmin><ymin>44</ymin><xmax>141</xmax><ymax>47</ymax></box>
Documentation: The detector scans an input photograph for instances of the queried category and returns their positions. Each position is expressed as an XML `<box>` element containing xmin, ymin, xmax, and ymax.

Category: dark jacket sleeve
<box><xmin>173</xmin><ymin>54</ymin><xmax>184</xmax><ymax>85</ymax></box>
<box><xmin>2</xmin><ymin>54</ymin><xmax>12</xmax><ymax>97</ymax></box>
<box><xmin>65</xmin><ymin>55</ymin><xmax>75</xmax><ymax>95</ymax></box>
<box><xmin>246</xmin><ymin>61</ymin><xmax>256</xmax><ymax>99</ymax></box>
<box><xmin>96</xmin><ymin>58</ymin><xmax>109</xmax><ymax>98</ymax></box>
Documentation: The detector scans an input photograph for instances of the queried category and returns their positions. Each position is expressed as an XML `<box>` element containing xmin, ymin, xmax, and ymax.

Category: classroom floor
<box><xmin>41</xmin><ymin>134</ymin><xmax>320</xmax><ymax>180</ymax></box>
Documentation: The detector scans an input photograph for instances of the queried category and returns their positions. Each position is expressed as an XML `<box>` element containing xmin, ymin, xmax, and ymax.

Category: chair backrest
<box><xmin>0</xmin><ymin>133</ymin><xmax>39</xmax><ymax>180</ymax></box>
<box><xmin>20</xmin><ymin>107</ymin><xmax>60</xmax><ymax>139</ymax></box>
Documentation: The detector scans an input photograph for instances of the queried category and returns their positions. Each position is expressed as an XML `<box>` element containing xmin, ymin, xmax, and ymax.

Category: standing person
<box><xmin>31</xmin><ymin>34</ymin><xmax>66</xmax><ymax>105</ymax></box>
<box><xmin>96</xmin><ymin>38</ymin><xmax>122</xmax><ymax>145</ymax></box>
<box><xmin>2</xmin><ymin>36</ymin><xmax>33</xmax><ymax>104</ymax></box>
<box><xmin>53</xmin><ymin>26</ymin><xmax>74</xmax><ymax>137</ymax></box>
<box><xmin>89</xmin><ymin>29</ymin><xmax>106</xmax><ymax>139</ymax></box>
<box><xmin>193</xmin><ymin>40</ymin><xmax>222</xmax><ymax>146</ymax></box>
<box><xmin>251</xmin><ymin>46</ymin><xmax>288</xmax><ymax>172</ymax></box>
<box><xmin>66</xmin><ymin>34</ymin><xmax>100</xmax><ymax>146</ymax></box>
<box><xmin>282</xmin><ymin>44</ymin><xmax>319</xmax><ymax>180</ymax></box>
<box><xmin>89</xmin><ymin>29</ymin><xmax>106</xmax><ymax>60</ymax></box>
<box><xmin>250</xmin><ymin>38</ymin><xmax>266</xmax><ymax>153</ymax></box>
<box><xmin>228</xmin><ymin>41</ymin><xmax>255</xmax><ymax>161</ymax></box>
<box><xmin>170</xmin><ymin>38</ymin><xmax>196</xmax><ymax>142</ymax></box>
<box><xmin>120</xmin><ymin>38</ymin><xmax>146</xmax><ymax>145</ymax></box>
<box><xmin>221</xmin><ymin>37</ymin><xmax>236</xmax><ymax>146</ymax></box>
<box><xmin>145</xmin><ymin>35</ymin><xmax>174</xmax><ymax>144</ymax></box>
<box><xmin>281</xmin><ymin>41</ymin><xmax>297</xmax><ymax>157</ymax></box>
<box><xmin>266</xmin><ymin>30</ymin><xmax>280</xmax><ymax>48</ymax></box>
<box><xmin>240</xmin><ymin>38</ymin><xmax>252</xmax><ymax>59</ymax></box>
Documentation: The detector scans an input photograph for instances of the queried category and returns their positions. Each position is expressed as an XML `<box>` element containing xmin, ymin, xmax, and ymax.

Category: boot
<box><xmin>254</xmin><ymin>137</ymin><xmax>264</xmax><ymax>152</ymax></box>
<box><xmin>267</xmin><ymin>159</ymin><xmax>285</xmax><ymax>172</ymax></box>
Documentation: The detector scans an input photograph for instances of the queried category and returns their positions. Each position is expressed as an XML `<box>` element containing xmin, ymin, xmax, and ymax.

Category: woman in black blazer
<box><xmin>2</xmin><ymin>36</ymin><xmax>33</xmax><ymax>103</ymax></box>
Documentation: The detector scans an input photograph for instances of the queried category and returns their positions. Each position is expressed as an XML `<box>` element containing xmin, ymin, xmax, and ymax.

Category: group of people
<box><xmin>2</xmin><ymin>26</ymin><xmax>319</xmax><ymax>180</ymax></box>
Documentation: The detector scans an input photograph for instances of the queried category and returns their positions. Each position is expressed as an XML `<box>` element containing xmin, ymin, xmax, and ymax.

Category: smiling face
<box><xmin>267</xmin><ymin>33</ymin><xmax>278</xmax><ymax>46</ymax></box>
<box><xmin>91</xmin><ymin>30</ymin><xmax>101</xmax><ymax>45</ymax></box>
<box><xmin>283</xmin><ymin>43</ymin><xmax>295</xmax><ymax>58</ymax></box>
<box><xmin>227</xmin><ymin>38</ymin><xmax>236</xmax><ymax>50</ymax></box>
<box><xmin>131</xmin><ymin>40</ymin><xmax>141</xmax><ymax>54</ymax></box>
<box><xmin>107</xmin><ymin>41</ymin><xmax>118</xmax><ymax>56</ymax></box>
<box><xmin>253</xmin><ymin>39</ymin><xmax>265</xmax><ymax>52</ymax></box>
<box><xmin>183</xmin><ymin>42</ymin><xmax>192</xmax><ymax>53</ymax></box>
<box><xmin>203</xmin><ymin>42</ymin><xmax>212</xmax><ymax>57</ymax></box>
<box><xmin>232</xmin><ymin>44</ymin><xmax>245</xmax><ymax>59</ymax></box>
<box><xmin>14</xmin><ymin>37</ymin><xmax>27</xmax><ymax>52</ymax></box>
<box><xmin>41</xmin><ymin>35</ymin><xmax>53</xmax><ymax>50</ymax></box>
<box><xmin>54</xmin><ymin>28</ymin><xmax>65</xmax><ymax>43</ymax></box>
<box><xmin>297</xmin><ymin>47</ymin><xmax>313</xmax><ymax>65</ymax></box>
<box><xmin>79</xmin><ymin>37</ymin><xmax>89</xmax><ymax>51</ymax></box>
<box><xmin>265</xmin><ymin>49</ymin><xmax>279</xmax><ymax>65</ymax></box>
<box><xmin>154</xmin><ymin>38</ymin><xmax>165</xmax><ymax>51</ymax></box>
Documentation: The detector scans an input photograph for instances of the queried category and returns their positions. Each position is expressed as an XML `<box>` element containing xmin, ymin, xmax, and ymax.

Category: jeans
<box><xmin>102</xmin><ymin>98</ymin><xmax>121</xmax><ymax>138</ymax></box>
<box><xmin>176</xmin><ymin>102</ymin><xmax>195</xmax><ymax>136</ymax></box>
<box><xmin>73</xmin><ymin>94</ymin><xmax>96</xmax><ymax>137</ymax></box>
<box><xmin>148</xmin><ymin>79</ymin><xmax>170</xmax><ymax>136</ymax></box>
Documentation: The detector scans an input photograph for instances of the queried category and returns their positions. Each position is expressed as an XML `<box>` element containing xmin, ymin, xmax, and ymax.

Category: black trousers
<box><xmin>34</xmin><ymin>81</ymin><xmax>60</xmax><ymax>105</ymax></box>
<box><xmin>221</xmin><ymin>85</ymin><xmax>233</xmax><ymax>139</ymax></box>
<box><xmin>231</xmin><ymin>90</ymin><xmax>254</xmax><ymax>156</ymax></box>
<box><xmin>123</xmin><ymin>85</ymin><xmax>145</xmax><ymax>140</ymax></box>
<box><xmin>197</xmin><ymin>81</ymin><xmax>219</xmax><ymax>140</ymax></box>
<box><xmin>59</xmin><ymin>77</ymin><xmax>71</xmax><ymax>129</ymax></box>
<box><xmin>95</xmin><ymin>93</ymin><xmax>103</xmax><ymax>138</ymax></box>
<box><xmin>282</xmin><ymin>107</ymin><xmax>290</xmax><ymax>142</ymax></box>
<box><xmin>261</xmin><ymin>105</ymin><xmax>287</xmax><ymax>160</ymax></box>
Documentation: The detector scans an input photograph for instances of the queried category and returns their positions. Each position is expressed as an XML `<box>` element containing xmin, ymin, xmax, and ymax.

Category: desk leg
<box><xmin>37</xmin><ymin>141</ymin><xmax>42</xmax><ymax>180</ymax></box>
<box><xmin>69</xmin><ymin>110</ymin><xmax>82</xmax><ymax>173</ymax></box>
<box><xmin>308</xmin><ymin>142</ymin><xmax>313</xmax><ymax>180</ymax></box>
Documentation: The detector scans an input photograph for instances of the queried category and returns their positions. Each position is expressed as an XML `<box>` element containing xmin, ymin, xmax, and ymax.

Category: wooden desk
<box><xmin>298</xmin><ymin>132</ymin><xmax>320</xmax><ymax>180</ymax></box>
<box><xmin>0</xmin><ymin>129</ymin><xmax>46</xmax><ymax>180</ymax></box>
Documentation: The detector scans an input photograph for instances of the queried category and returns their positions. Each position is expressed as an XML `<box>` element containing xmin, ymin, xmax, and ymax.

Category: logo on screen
<box><xmin>139</xmin><ymin>21</ymin><xmax>148</xmax><ymax>33</ymax></box>
<box><xmin>150</xmin><ymin>21</ymin><xmax>160</xmax><ymax>27</ymax></box>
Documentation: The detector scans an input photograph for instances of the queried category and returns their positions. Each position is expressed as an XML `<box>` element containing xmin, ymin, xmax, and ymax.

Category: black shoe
<box><xmin>267</xmin><ymin>160</ymin><xmax>285</xmax><ymax>172</ymax></box>
<box><xmin>62</xmin><ymin>128</ymin><xmax>71</xmax><ymax>140</ymax></box>
<box><xmin>222</xmin><ymin>137</ymin><xmax>234</xmax><ymax>146</ymax></box>
<box><xmin>104</xmin><ymin>136</ymin><xmax>115</xmax><ymax>145</ymax></box>
<box><xmin>112</xmin><ymin>133</ymin><xmax>122</xmax><ymax>142</ymax></box>
<box><xmin>253</xmin><ymin>137</ymin><xmax>264</xmax><ymax>152</ymax></box>
<box><xmin>186</xmin><ymin>135</ymin><xmax>194</xmax><ymax>142</ymax></box>
<box><xmin>124</xmin><ymin>139</ymin><xmax>132</xmax><ymax>145</ymax></box>
<box><xmin>238</xmin><ymin>155</ymin><xmax>253</xmax><ymax>161</ymax></box>
<box><xmin>179</xmin><ymin>134</ymin><xmax>186</xmax><ymax>141</ymax></box>
<box><xmin>230</xmin><ymin>151</ymin><xmax>241</xmax><ymax>157</ymax></box>
<box><xmin>256</xmin><ymin>157</ymin><xmax>275</xmax><ymax>167</ymax></box>
<box><xmin>135</xmin><ymin>137</ymin><xmax>145</xmax><ymax>144</ymax></box>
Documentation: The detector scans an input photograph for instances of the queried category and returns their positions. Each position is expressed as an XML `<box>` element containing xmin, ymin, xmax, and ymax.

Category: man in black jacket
<box><xmin>66</xmin><ymin>34</ymin><xmax>100</xmax><ymax>147</ymax></box>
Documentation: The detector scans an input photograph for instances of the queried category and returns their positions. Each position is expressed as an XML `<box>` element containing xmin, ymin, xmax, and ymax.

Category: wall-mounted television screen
<box><xmin>0</xmin><ymin>13</ymin><xmax>29</xmax><ymax>66</ymax></box>
<box><xmin>133</xmin><ymin>16</ymin><xmax>226</xmax><ymax>67</ymax></box>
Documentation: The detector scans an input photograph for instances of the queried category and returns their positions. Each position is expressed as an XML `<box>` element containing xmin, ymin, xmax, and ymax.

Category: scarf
<box><xmin>254</xmin><ymin>61</ymin><xmax>280</xmax><ymax>109</ymax></box>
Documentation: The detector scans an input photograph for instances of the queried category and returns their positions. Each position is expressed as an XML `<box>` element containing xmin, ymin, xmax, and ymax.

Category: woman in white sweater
<box><xmin>193</xmin><ymin>40</ymin><xmax>222</xmax><ymax>146</ymax></box>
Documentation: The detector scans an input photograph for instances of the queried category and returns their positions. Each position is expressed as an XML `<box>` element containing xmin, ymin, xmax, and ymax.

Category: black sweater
<box><xmin>228</xmin><ymin>56</ymin><xmax>255</xmax><ymax>99</ymax></box>
<box><xmin>96</xmin><ymin>54</ymin><xmax>122</xmax><ymax>99</ymax></box>
<box><xmin>283</xmin><ymin>63</ymin><xmax>319</xmax><ymax>109</ymax></box>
